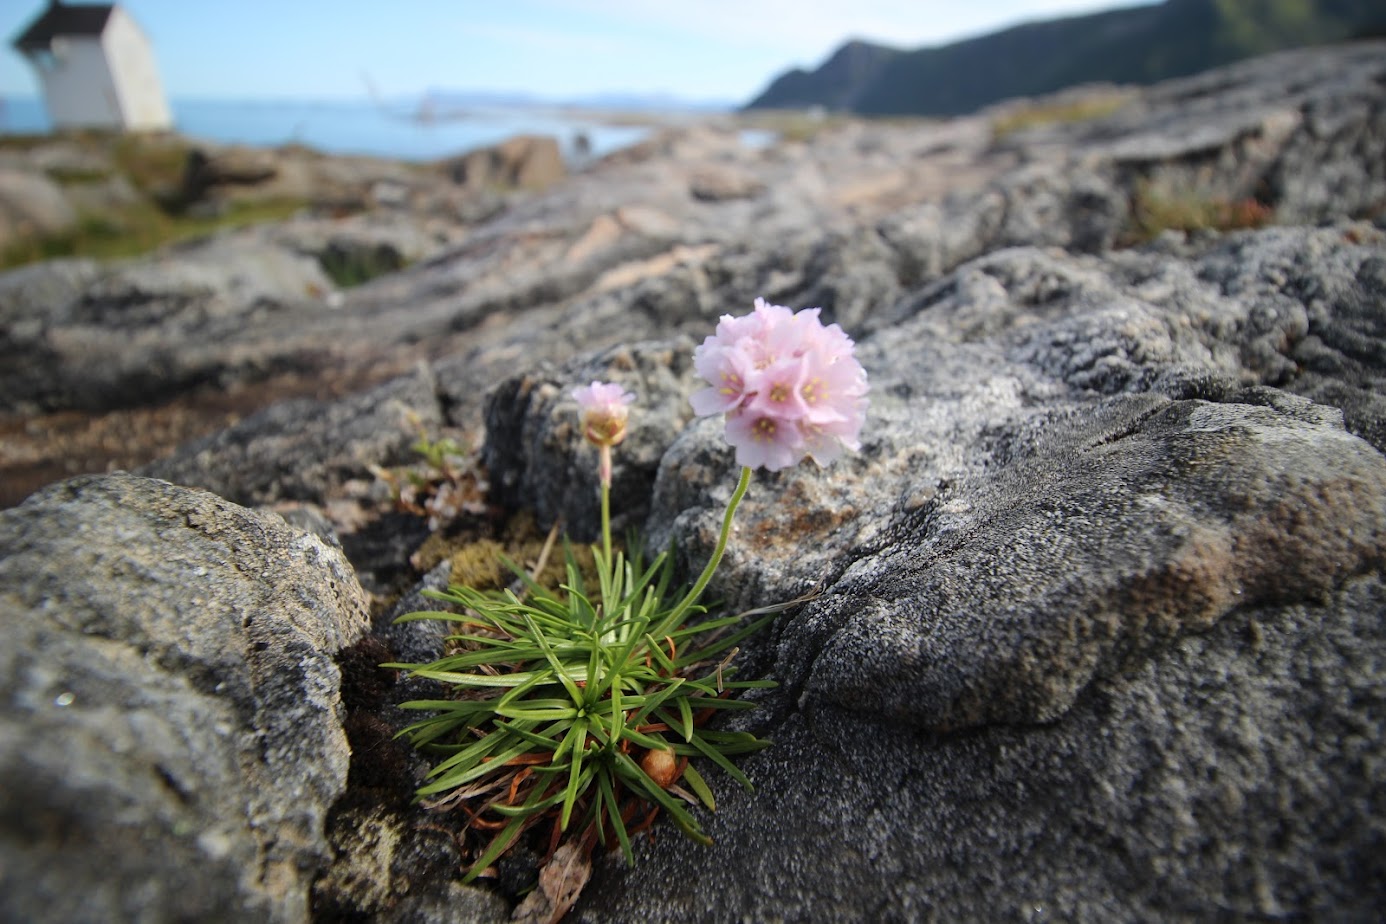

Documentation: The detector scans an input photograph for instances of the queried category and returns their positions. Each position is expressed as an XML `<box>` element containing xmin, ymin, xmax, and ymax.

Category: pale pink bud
<box><xmin>572</xmin><ymin>381</ymin><xmax>635</xmax><ymax>448</ymax></box>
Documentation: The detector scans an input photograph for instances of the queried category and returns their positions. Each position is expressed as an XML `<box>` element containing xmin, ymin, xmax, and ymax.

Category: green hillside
<box><xmin>745</xmin><ymin>0</ymin><xmax>1386</xmax><ymax>116</ymax></box>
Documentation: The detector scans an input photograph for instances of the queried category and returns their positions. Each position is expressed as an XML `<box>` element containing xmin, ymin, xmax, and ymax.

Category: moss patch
<box><xmin>1124</xmin><ymin>178</ymin><xmax>1274</xmax><ymax>244</ymax></box>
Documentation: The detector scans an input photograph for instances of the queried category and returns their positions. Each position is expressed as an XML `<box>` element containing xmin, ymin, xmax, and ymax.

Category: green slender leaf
<box><xmin>561</xmin><ymin>579</ymin><xmax>599</xmax><ymax>628</ymax></box>
<box><xmin>600</xmin><ymin>610</ymin><xmax>654</xmax><ymax>684</ymax></box>
<box><xmin>674</xmin><ymin>695</ymin><xmax>694</xmax><ymax>742</ymax></box>
<box><xmin>495</xmin><ymin>703</ymin><xmax>580</xmax><ymax>722</ymax></box>
<box><xmin>552</xmin><ymin>717</ymin><xmax>588</xmax><ymax>764</ymax></box>
<box><xmin>560</xmin><ymin>744</ymin><xmax>586</xmax><ymax>830</ymax></box>
<box><xmin>490</xmin><ymin>782</ymin><xmax>570</xmax><ymax>817</ymax></box>
<box><xmin>684</xmin><ymin>733</ymin><xmax>755</xmax><ymax>791</ymax></box>
<box><xmin>523</xmin><ymin>614</ymin><xmax>586</xmax><ymax>706</ymax></box>
<box><xmin>582</xmin><ymin>629</ymin><xmax>604</xmax><ymax>710</ymax></box>
<box><xmin>585</xmin><ymin>719</ymin><xmax>610</xmax><ymax>748</ymax></box>
<box><xmin>608</xmin><ymin>679</ymin><xmax>623</xmax><ymax>744</ymax></box>
<box><xmin>495</xmin><ymin>666</ymin><xmax>558</xmax><ymax>712</ymax></box>
<box><xmin>672</xmin><ymin>613</ymin><xmax>779</xmax><ymax>668</ymax></box>
<box><xmin>391</xmin><ymin>609</ymin><xmax>488</xmax><ymax>625</ymax></box>
<box><xmin>682</xmin><ymin>762</ymin><xmax>716</xmax><ymax>811</ymax></box>
<box><xmin>620</xmin><ymin>725</ymin><xmax>672</xmax><ymax>751</ymax></box>
<box><xmin>492</xmin><ymin>719</ymin><xmax>567</xmax><ymax>750</ymax></box>
<box><xmin>415</xmin><ymin>727</ymin><xmax>507</xmax><ymax>778</ymax></box>
<box><xmin>623</xmin><ymin>677</ymin><xmax>685</xmax><ymax>731</ymax></box>
<box><xmin>641</xmin><ymin>632</ymin><xmax>678</xmax><ymax>675</ymax></box>
<box><xmin>495</xmin><ymin>551</ymin><xmax>548</xmax><ymax>599</ymax></box>
<box><xmin>407</xmin><ymin>668</ymin><xmax>548</xmax><ymax>688</ymax></box>
<box><xmin>688</xmin><ymin>729</ymin><xmax>774</xmax><ymax>752</ymax></box>
<box><xmin>597</xmin><ymin>768</ymin><xmax>634</xmax><ymax>863</ymax></box>
<box><xmin>394</xmin><ymin>714</ymin><xmax>474</xmax><ymax>748</ymax></box>
<box><xmin>418</xmin><ymin>736</ymin><xmax>534</xmax><ymax>795</ymax></box>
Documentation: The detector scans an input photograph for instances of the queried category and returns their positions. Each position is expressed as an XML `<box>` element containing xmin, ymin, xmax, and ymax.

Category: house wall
<box><xmin>30</xmin><ymin>35</ymin><xmax>125</xmax><ymax>129</ymax></box>
<box><xmin>101</xmin><ymin>7</ymin><xmax>173</xmax><ymax>131</ymax></box>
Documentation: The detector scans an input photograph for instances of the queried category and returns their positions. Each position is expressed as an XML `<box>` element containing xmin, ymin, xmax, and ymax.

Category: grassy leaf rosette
<box><xmin>388</xmin><ymin>299</ymin><xmax>868</xmax><ymax>880</ymax></box>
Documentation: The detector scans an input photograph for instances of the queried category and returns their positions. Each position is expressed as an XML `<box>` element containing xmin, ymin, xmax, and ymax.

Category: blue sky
<box><xmin>2</xmin><ymin>1</ymin><xmax>1154</xmax><ymax>104</ymax></box>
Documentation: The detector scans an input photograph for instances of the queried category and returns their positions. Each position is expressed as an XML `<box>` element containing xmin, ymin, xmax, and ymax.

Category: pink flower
<box><xmin>691</xmin><ymin>299</ymin><xmax>868</xmax><ymax>471</ymax></box>
<box><xmin>572</xmin><ymin>381</ymin><xmax>635</xmax><ymax>448</ymax></box>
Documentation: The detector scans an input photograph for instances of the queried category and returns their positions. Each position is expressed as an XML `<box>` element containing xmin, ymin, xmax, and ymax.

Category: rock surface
<box><xmin>0</xmin><ymin>167</ymin><xmax>77</xmax><ymax>248</ymax></box>
<box><xmin>466</xmin><ymin>225</ymin><xmax>1386</xmax><ymax>922</ymax></box>
<box><xmin>0</xmin><ymin>40</ymin><xmax>1384</xmax><ymax>923</ymax></box>
<box><xmin>440</xmin><ymin>134</ymin><xmax>566</xmax><ymax>192</ymax></box>
<box><xmin>0</xmin><ymin>474</ymin><xmax>370</xmax><ymax>922</ymax></box>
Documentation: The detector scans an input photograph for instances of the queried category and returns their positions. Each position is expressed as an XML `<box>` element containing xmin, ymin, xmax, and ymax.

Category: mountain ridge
<box><xmin>745</xmin><ymin>0</ymin><xmax>1386</xmax><ymax>115</ymax></box>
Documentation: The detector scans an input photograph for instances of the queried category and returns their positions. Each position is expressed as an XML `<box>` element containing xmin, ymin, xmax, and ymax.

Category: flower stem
<box><xmin>657</xmin><ymin>465</ymin><xmax>752</xmax><ymax>637</ymax></box>
<box><xmin>599</xmin><ymin>445</ymin><xmax>613</xmax><ymax>569</ymax></box>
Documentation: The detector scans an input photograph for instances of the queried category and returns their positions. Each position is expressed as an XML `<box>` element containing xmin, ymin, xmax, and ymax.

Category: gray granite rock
<box><xmin>141</xmin><ymin>364</ymin><xmax>445</xmax><ymax>506</ymax></box>
<box><xmin>483</xmin><ymin>339</ymin><xmax>698</xmax><ymax>541</ymax></box>
<box><xmin>0</xmin><ymin>473</ymin><xmax>369</xmax><ymax>922</ymax></box>
<box><xmin>4</xmin><ymin>42</ymin><xmax>1386</xmax><ymax>924</ymax></box>
<box><xmin>469</xmin><ymin>223</ymin><xmax>1386</xmax><ymax>920</ymax></box>
<box><xmin>580</xmin><ymin>574</ymin><xmax>1386</xmax><ymax>922</ymax></box>
<box><xmin>0</xmin><ymin>234</ymin><xmax>338</xmax><ymax>413</ymax></box>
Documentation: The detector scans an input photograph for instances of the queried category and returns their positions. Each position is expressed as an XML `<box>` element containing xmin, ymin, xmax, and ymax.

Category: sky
<box><xmin>1</xmin><ymin>1</ymin><xmax>1156</xmax><ymax>105</ymax></box>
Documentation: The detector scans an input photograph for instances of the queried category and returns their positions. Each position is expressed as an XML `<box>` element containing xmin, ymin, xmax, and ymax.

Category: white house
<box><xmin>12</xmin><ymin>1</ymin><xmax>172</xmax><ymax>131</ymax></box>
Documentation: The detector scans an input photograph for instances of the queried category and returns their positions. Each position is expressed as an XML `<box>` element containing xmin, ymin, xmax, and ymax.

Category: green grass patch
<box><xmin>992</xmin><ymin>92</ymin><xmax>1133</xmax><ymax>140</ymax></box>
<box><xmin>735</xmin><ymin>109</ymin><xmax>851</xmax><ymax>144</ymax></box>
<box><xmin>108</xmin><ymin>133</ymin><xmax>192</xmax><ymax>199</ymax></box>
<box><xmin>0</xmin><ymin>197</ymin><xmax>307</xmax><ymax>271</ymax></box>
<box><xmin>44</xmin><ymin>165</ymin><xmax>115</xmax><ymax>185</ymax></box>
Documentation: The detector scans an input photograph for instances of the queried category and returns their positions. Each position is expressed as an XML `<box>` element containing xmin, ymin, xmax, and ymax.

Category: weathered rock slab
<box><xmin>475</xmin><ymin>224</ymin><xmax>1386</xmax><ymax>921</ymax></box>
<box><xmin>0</xmin><ymin>473</ymin><xmax>369</xmax><ymax>922</ymax></box>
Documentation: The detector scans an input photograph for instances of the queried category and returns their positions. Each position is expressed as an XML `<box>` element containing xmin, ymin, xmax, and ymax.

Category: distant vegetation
<box><xmin>0</xmin><ymin>199</ymin><xmax>306</xmax><ymax>270</ymax></box>
<box><xmin>0</xmin><ymin>133</ymin><xmax>307</xmax><ymax>272</ymax></box>
<box><xmin>745</xmin><ymin>0</ymin><xmax>1386</xmax><ymax>116</ymax></box>
<box><xmin>989</xmin><ymin>90</ymin><xmax>1136</xmax><ymax>139</ymax></box>
<box><xmin>1124</xmin><ymin>179</ymin><xmax>1275</xmax><ymax>244</ymax></box>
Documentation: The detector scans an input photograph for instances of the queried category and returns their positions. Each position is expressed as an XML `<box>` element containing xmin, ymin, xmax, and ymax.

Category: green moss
<box><xmin>318</xmin><ymin>243</ymin><xmax>409</xmax><ymax>288</ymax></box>
<box><xmin>447</xmin><ymin>539</ymin><xmax>509</xmax><ymax>590</ymax></box>
<box><xmin>406</xmin><ymin>512</ymin><xmax>603</xmax><ymax>597</ymax></box>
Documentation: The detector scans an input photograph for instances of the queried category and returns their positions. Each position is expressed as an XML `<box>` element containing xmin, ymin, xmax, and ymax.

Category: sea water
<box><xmin>0</xmin><ymin>96</ymin><xmax>657</xmax><ymax>162</ymax></box>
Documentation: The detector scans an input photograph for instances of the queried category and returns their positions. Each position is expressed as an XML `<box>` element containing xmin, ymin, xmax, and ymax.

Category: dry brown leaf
<box><xmin>511</xmin><ymin>840</ymin><xmax>592</xmax><ymax>924</ymax></box>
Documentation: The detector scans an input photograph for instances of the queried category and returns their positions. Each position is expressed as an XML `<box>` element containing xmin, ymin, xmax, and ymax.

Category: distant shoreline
<box><xmin>0</xmin><ymin>96</ymin><xmax>716</xmax><ymax>162</ymax></box>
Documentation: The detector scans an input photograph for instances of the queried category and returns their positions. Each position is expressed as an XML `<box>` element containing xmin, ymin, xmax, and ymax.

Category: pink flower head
<box><xmin>691</xmin><ymin>299</ymin><xmax>868</xmax><ymax>471</ymax></box>
<box><xmin>572</xmin><ymin>381</ymin><xmax>635</xmax><ymax>448</ymax></box>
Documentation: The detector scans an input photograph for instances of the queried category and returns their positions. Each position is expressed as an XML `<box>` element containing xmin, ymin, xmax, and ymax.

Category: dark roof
<box><xmin>13</xmin><ymin>3</ymin><xmax>117</xmax><ymax>52</ymax></box>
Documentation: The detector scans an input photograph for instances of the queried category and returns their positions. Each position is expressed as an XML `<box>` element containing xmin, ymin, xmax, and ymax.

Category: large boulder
<box><xmin>470</xmin><ymin>224</ymin><xmax>1386</xmax><ymax>920</ymax></box>
<box><xmin>0</xmin><ymin>474</ymin><xmax>369</xmax><ymax>922</ymax></box>
<box><xmin>0</xmin><ymin>234</ymin><xmax>338</xmax><ymax>414</ymax></box>
<box><xmin>440</xmin><ymin>135</ymin><xmax>566</xmax><ymax>191</ymax></box>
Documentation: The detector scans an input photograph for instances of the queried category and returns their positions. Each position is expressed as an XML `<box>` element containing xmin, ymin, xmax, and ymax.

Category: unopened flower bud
<box><xmin>571</xmin><ymin>381</ymin><xmax>635</xmax><ymax>449</ymax></box>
